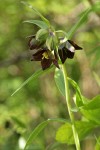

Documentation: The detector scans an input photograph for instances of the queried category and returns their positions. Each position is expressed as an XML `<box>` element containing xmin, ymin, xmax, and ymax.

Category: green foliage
<box><xmin>54</xmin><ymin>68</ymin><xmax>84</xmax><ymax>107</ymax></box>
<box><xmin>80</xmin><ymin>95</ymin><xmax>100</xmax><ymax>124</ymax></box>
<box><xmin>24</xmin><ymin>20</ymin><xmax>49</xmax><ymax>29</ymax></box>
<box><xmin>68</xmin><ymin>8</ymin><xmax>91</xmax><ymax>39</ymax></box>
<box><xmin>11</xmin><ymin>66</ymin><xmax>54</xmax><ymax>96</ymax></box>
<box><xmin>56</xmin><ymin>121</ymin><xmax>95</xmax><ymax>144</ymax></box>
<box><xmin>54</xmin><ymin>68</ymin><xmax>65</xmax><ymax>96</ymax></box>
<box><xmin>24</xmin><ymin>118</ymin><xmax>67</xmax><ymax>149</ymax></box>
<box><xmin>0</xmin><ymin>0</ymin><xmax>100</xmax><ymax>150</ymax></box>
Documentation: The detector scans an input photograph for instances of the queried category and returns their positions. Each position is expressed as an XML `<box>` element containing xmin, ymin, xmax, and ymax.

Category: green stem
<box><xmin>62</xmin><ymin>64</ymin><xmax>81</xmax><ymax>150</ymax></box>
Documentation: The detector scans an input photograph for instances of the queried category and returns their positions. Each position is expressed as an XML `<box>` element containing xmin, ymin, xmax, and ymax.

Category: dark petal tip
<box><xmin>52</xmin><ymin>59</ymin><xmax>60</xmax><ymax>69</ymax></box>
<box><xmin>58</xmin><ymin>48</ymin><xmax>68</xmax><ymax>64</ymax></box>
<box><xmin>68</xmin><ymin>40</ymin><xmax>82</xmax><ymax>50</ymax></box>
<box><xmin>41</xmin><ymin>58</ymin><xmax>52</xmax><ymax>70</ymax></box>
<box><xmin>67</xmin><ymin>50</ymin><xmax>75</xmax><ymax>59</ymax></box>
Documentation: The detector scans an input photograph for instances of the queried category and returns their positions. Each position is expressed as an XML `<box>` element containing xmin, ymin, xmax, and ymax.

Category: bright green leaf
<box><xmin>24</xmin><ymin>121</ymin><xmax>49</xmax><ymax>150</ymax></box>
<box><xmin>56</xmin><ymin>121</ymin><xmax>95</xmax><ymax>144</ymax></box>
<box><xmin>56</xmin><ymin>122</ymin><xmax>74</xmax><ymax>144</ymax></box>
<box><xmin>75</xmin><ymin>121</ymin><xmax>95</xmax><ymax>139</ymax></box>
<box><xmin>54</xmin><ymin>69</ymin><xmax>84</xmax><ymax>107</ymax></box>
<box><xmin>82</xmin><ymin>95</ymin><xmax>100</xmax><ymax>110</ymax></box>
<box><xmin>23</xmin><ymin>20</ymin><xmax>48</xmax><ymax>29</ymax></box>
<box><xmin>68</xmin><ymin>8</ymin><xmax>91</xmax><ymax>38</ymax></box>
<box><xmin>80</xmin><ymin>95</ymin><xmax>100</xmax><ymax>124</ymax></box>
<box><xmin>68</xmin><ymin>77</ymin><xmax>84</xmax><ymax>107</ymax></box>
<box><xmin>54</xmin><ymin>68</ymin><xmax>65</xmax><ymax>96</ymax></box>
<box><xmin>81</xmin><ymin>108</ymin><xmax>100</xmax><ymax>125</ymax></box>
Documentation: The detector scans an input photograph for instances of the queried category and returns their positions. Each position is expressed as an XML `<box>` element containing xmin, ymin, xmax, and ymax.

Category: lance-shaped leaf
<box><xmin>24</xmin><ymin>118</ymin><xmax>67</xmax><ymax>149</ymax></box>
<box><xmin>54</xmin><ymin>68</ymin><xmax>84</xmax><ymax>107</ymax></box>
<box><xmin>23</xmin><ymin>20</ymin><xmax>49</xmax><ymax>29</ymax></box>
<box><xmin>54</xmin><ymin>68</ymin><xmax>65</xmax><ymax>96</ymax></box>
<box><xmin>67</xmin><ymin>8</ymin><xmax>91</xmax><ymax>38</ymax></box>
<box><xmin>11</xmin><ymin>67</ymin><xmax>54</xmax><ymax>96</ymax></box>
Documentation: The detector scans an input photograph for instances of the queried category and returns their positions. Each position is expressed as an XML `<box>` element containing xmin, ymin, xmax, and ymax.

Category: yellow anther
<box><xmin>42</xmin><ymin>52</ymin><xmax>49</xmax><ymax>59</ymax></box>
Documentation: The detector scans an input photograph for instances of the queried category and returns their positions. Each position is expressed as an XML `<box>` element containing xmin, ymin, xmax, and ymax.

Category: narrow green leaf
<box><xmin>54</xmin><ymin>68</ymin><xmax>84</xmax><ymax>107</ymax></box>
<box><xmin>68</xmin><ymin>77</ymin><xmax>84</xmax><ymax>106</ymax></box>
<box><xmin>23</xmin><ymin>20</ymin><xmax>48</xmax><ymax>29</ymax></box>
<box><xmin>21</xmin><ymin>1</ymin><xmax>50</xmax><ymax>26</ymax></box>
<box><xmin>68</xmin><ymin>8</ymin><xmax>91</xmax><ymax>38</ymax></box>
<box><xmin>11</xmin><ymin>66</ymin><xmax>54</xmax><ymax>96</ymax></box>
<box><xmin>24</xmin><ymin>118</ymin><xmax>67</xmax><ymax>149</ymax></box>
<box><xmin>54</xmin><ymin>68</ymin><xmax>65</xmax><ymax>96</ymax></box>
<box><xmin>24</xmin><ymin>121</ymin><xmax>49</xmax><ymax>150</ymax></box>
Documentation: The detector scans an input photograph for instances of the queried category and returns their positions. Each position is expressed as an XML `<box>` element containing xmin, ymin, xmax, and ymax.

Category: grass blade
<box><xmin>11</xmin><ymin>67</ymin><xmax>54</xmax><ymax>96</ymax></box>
<box><xmin>68</xmin><ymin>8</ymin><xmax>91</xmax><ymax>39</ymax></box>
<box><xmin>24</xmin><ymin>118</ymin><xmax>67</xmax><ymax>149</ymax></box>
<box><xmin>24</xmin><ymin>121</ymin><xmax>48</xmax><ymax>150</ymax></box>
<box><xmin>24</xmin><ymin>20</ymin><xmax>48</xmax><ymax>29</ymax></box>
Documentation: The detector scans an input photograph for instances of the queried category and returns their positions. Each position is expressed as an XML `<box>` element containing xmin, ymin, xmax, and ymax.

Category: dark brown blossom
<box><xmin>58</xmin><ymin>40</ymin><xmax>82</xmax><ymax>63</ymax></box>
<box><xmin>28</xmin><ymin>34</ymin><xmax>82</xmax><ymax>70</ymax></box>
<box><xmin>31</xmin><ymin>48</ymin><xmax>59</xmax><ymax>70</ymax></box>
<box><xmin>28</xmin><ymin>35</ymin><xmax>45</xmax><ymax>50</ymax></box>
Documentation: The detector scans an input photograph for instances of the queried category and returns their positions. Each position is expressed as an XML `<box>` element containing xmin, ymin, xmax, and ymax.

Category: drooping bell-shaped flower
<box><xmin>58</xmin><ymin>39</ymin><xmax>82</xmax><ymax>64</ymax></box>
<box><xmin>31</xmin><ymin>47</ymin><xmax>59</xmax><ymax>70</ymax></box>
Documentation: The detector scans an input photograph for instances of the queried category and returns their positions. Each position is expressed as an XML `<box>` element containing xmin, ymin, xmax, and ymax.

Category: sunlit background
<box><xmin>0</xmin><ymin>0</ymin><xmax>100</xmax><ymax>149</ymax></box>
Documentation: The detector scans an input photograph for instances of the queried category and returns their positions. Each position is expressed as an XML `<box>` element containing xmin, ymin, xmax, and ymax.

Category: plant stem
<box><xmin>62</xmin><ymin>64</ymin><xmax>81</xmax><ymax>150</ymax></box>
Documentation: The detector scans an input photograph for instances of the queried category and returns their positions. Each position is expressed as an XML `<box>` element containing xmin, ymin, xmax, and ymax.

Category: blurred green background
<box><xmin>0</xmin><ymin>0</ymin><xmax>100</xmax><ymax>149</ymax></box>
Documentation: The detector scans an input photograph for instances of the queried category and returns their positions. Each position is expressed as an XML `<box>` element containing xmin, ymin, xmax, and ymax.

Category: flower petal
<box><xmin>58</xmin><ymin>48</ymin><xmax>68</xmax><ymax>64</ymax></box>
<box><xmin>67</xmin><ymin>49</ymin><xmax>75</xmax><ymax>58</ymax></box>
<box><xmin>28</xmin><ymin>36</ymin><xmax>44</xmax><ymax>50</ymax></box>
<box><xmin>52</xmin><ymin>59</ymin><xmax>60</xmax><ymax>69</ymax></box>
<box><xmin>67</xmin><ymin>40</ymin><xmax>82</xmax><ymax>50</ymax></box>
<box><xmin>31</xmin><ymin>50</ymin><xmax>45</xmax><ymax>61</ymax></box>
<box><xmin>41</xmin><ymin>58</ymin><xmax>52</xmax><ymax>70</ymax></box>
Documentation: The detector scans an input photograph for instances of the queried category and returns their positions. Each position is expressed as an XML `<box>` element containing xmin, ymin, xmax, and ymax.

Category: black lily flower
<box><xmin>58</xmin><ymin>39</ymin><xmax>82</xmax><ymax>64</ymax></box>
<box><xmin>31</xmin><ymin>48</ymin><xmax>59</xmax><ymax>70</ymax></box>
<box><xmin>28</xmin><ymin>35</ymin><xmax>45</xmax><ymax>50</ymax></box>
